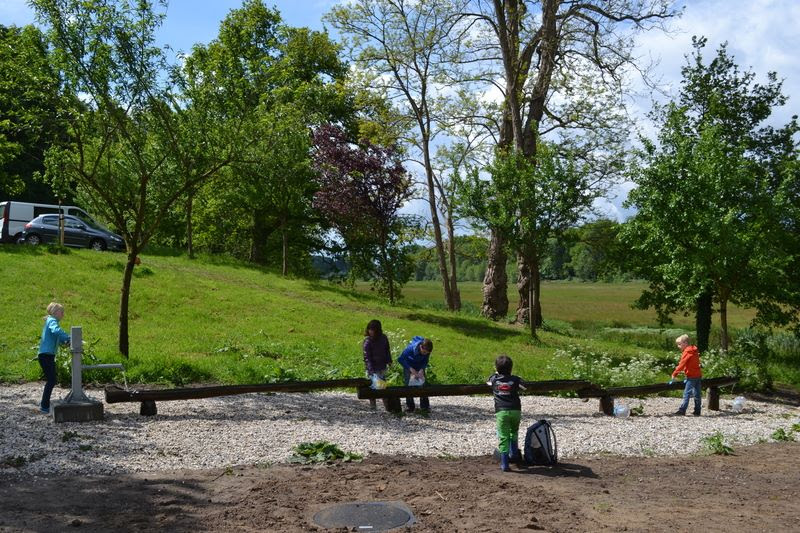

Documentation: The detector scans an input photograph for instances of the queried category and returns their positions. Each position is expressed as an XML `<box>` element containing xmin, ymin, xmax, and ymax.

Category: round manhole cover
<box><xmin>313</xmin><ymin>501</ymin><xmax>414</xmax><ymax>531</ymax></box>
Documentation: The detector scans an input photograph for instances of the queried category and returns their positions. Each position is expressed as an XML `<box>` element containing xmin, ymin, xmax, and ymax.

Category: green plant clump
<box><xmin>289</xmin><ymin>441</ymin><xmax>363</xmax><ymax>464</ymax></box>
<box><xmin>549</xmin><ymin>345</ymin><xmax>662</xmax><ymax>387</ymax></box>
<box><xmin>701</xmin><ymin>431</ymin><xmax>734</xmax><ymax>455</ymax></box>
<box><xmin>771</xmin><ymin>428</ymin><xmax>795</xmax><ymax>442</ymax></box>
<box><xmin>629</xmin><ymin>403</ymin><xmax>645</xmax><ymax>416</ymax></box>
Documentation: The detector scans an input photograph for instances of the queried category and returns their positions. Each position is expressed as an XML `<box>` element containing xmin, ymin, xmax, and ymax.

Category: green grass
<box><xmin>1</xmin><ymin>245</ymin><xmax>796</xmax><ymax>390</ymax></box>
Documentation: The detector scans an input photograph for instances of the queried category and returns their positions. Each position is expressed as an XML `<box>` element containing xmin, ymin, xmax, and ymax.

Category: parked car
<box><xmin>1</xmin><ymin>201</ymin><xmax>99</xmax><ymax>244</ymax></box>
<box><xmin>21</xmin><ymin>214</ymin><xmax>125</xmax><ymax>251</ymax></box>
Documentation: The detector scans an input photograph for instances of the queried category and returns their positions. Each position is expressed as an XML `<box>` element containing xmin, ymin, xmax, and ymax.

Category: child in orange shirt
<box><xmin>671</xmin><ymin>334</ymin><xmax>702</xmax><ymax>416</ymax></box>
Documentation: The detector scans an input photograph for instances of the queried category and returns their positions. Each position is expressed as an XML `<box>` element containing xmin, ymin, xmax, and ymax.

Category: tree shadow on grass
<box><xmin>306</xmin><ymin>280</ymin><xmax>382</xmax><ymax>305</ymax></box>
<box><xmin>401</xmin><ymin>312</ymin><xmax>521</xmax><ymax>341</ymax></box>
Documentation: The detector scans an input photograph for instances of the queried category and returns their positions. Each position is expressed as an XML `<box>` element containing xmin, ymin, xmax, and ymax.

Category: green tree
<box><xmin>0</xmin><ymin>25</ymin><xmax>65</xmax><ymax>201</ymax></box>
<box><xmin>181</xmin><ymin>1</ymin><xmax>351</xmax><ymax>270</ymax></box>
<box><xmin>621</xmin><ymin>38</ymin><xmax>800</xmax><ymax>350</ymax></box>
<box><xmin>565</xmin><ymin>219</ymin><xmax>624</xmax><ymax>282</ymax></box>
<box><xmin>461</xmin><ymin>144</ymin><xmax>595</xmax><ymax>335</ymax></box>
<box><xmin>32</xmin><ymin>0</ymin><xmax>241</xmax><ymax>356</ymax></box>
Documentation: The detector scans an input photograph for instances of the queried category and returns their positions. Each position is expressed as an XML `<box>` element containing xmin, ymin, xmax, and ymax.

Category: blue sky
<box><xmin>3</xmin><ymin>0</ymin><xmax>798</xmax><ymax>221</ymax></box>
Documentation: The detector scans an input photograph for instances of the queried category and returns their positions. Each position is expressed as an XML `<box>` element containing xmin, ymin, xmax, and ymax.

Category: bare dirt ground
<box><xmin>1</xmin><ymin>441</ymin><xmax>798</xmax><ymax>532</ymax></box>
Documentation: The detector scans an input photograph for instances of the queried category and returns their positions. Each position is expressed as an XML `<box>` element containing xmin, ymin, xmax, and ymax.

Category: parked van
<box><xmin>0</xmin><ymin>201</ymin><xmax>101</xmax><ymax>244</ymax></box>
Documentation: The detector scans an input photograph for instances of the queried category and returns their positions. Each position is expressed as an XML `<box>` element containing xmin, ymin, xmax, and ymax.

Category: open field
<box><xmin>390</xmin><ymin>280</ymin><xmax>757</xmax><ymax>329</ymax></box>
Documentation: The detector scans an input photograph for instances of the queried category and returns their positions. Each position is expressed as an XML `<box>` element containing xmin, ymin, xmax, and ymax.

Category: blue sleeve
<box><xmin>398</xmin><ymin>343</ymin><xmax>413</xmax><ymax>368</ymax></box>
<box><xmin>48</xmin><ymin>319</ymin><xmax>70</xmax><ymax>345</ymax></box>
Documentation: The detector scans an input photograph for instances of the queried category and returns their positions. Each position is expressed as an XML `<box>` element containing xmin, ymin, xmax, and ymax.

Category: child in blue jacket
<box><xmin>397</xmin><ymin>336</ymin><xmax>433</xmax><ymax>411</ymax></box>
<box><xmin>37</xmin><ymin>302</ymin><xmax>71</xmax><ymax>414</ymax></box>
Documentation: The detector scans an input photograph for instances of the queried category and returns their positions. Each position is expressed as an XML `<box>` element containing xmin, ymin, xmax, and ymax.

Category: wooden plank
<box><xmin>357</xmin><ymin>379</ymin><xmax>592</xmax><ymax>400</ymax></box>
<box><xmin>105</xmin><ymin>378</ymin><xmax>370</xmax><ymax>403</ymax></box>
<box><xmin>581</xmin><ymin>376</ymin><xmax>739</xmax><ymax>398</ymax></box>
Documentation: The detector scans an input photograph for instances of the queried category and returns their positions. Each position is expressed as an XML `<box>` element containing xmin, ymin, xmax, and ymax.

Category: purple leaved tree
<box><xmin>312</xmin><ymin>124</ymin><xmax>418</xmax><ymax>303</ymax></box>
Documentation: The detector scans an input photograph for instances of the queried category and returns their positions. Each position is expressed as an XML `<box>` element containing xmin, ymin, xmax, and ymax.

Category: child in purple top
<box><xmin>363</xmin><ymin>319</ymin><xmax>391</xmax><ymax>409</ymax></box>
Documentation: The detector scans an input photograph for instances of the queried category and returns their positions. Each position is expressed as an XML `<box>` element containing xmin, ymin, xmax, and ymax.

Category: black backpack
<box><xmin>523</xmin><ymin>419</ymin><xmax>558</xmax><ymax>466</ymax></box>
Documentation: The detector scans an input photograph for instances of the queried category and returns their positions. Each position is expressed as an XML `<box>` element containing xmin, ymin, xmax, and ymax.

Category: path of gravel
<box><xmin>2</xmin><ymin>383</ymin><xmax>798</xmax><ymax>477</ymax></box>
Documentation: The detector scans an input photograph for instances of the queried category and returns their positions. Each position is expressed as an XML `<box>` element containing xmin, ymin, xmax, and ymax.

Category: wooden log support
<box><xmin>140</xmin><ymin>400</ymin><xmax>157</xmax><ymax>416</ymax></box>
<box><xmin>386</xmin><ymin>397</ymin><xmax>402</xmax><ymax>413</ymax></box>
<box><xmin>707</xmin><ymin>387</ymin><xmax>720</xmax><ymax>411</ymax></box>
<box><xmin>600</xmin><ymin>395</ymin><xmax>614</xmax><ymax>416</ymax></box>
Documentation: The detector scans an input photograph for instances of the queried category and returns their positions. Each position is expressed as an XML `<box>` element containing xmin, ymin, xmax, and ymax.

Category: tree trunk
<box><xmin>421</xmin><ymin>142</ymin><xmax>453</xmax><ymax>310</ymax></box>
<box><xmin>186</xmin><ymin>193</ymin><xmax>194</xmax><ymax>259</ymax></box>
<box><xmin>445</xmin><ymin>213</ymin><xmax>461</xmax><ymax>311</ymax></box>
<box><xmin>482</xmin><ymin>229</ymin><xmax>508</xmax><ymax>319</ymax></box>
<box><xmin>379</xmin><ymin>231</ymin><xmax>394</xmax><ymax>304</ymax></box>
<box><xmin>516</xmin><ymin>253</ymin><xmax>543</xmax><ymax>335</ymax></box>
<box><xmin>281</xmin><ymin>217</ymin><xmax>288</xmax><ymax>276</ymax></box>
<box><xmin>719</xmin><ymin>298</ymin><xmax>729</xmax><ymax>351</ymax></box>
<box><xmin>531</xmin><ymin>255</ymin><xmax>543</xmax><ymax>328</ymax></box>
<box><xmin>118</xmin><ymin>252</ymin><xmax>137</xmax><ymax>358</ymax></box>
<box><xmin>695</xmin><ymin>288</ymin><xmax>713</xmax><ymax>353</ymax></box>
<box><xmin>531</xmin><ymin>255</ymin><xmax>544</xmax><ymax>328</ymax></box>
<box><xmin>250</xmin><ymin>209</ymin><xmax>270</xmax><ymax>265</ymax></box>
<box><xmin>516</xmin><ymin>254</ymin><xmax>530</xmax><ymax>324</ymax></box>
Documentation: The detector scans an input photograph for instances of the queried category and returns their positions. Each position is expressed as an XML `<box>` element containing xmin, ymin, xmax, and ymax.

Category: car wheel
<box><xmin>26</xmin><ymin>234</ymin><xmax>41</xmax><ymax>246</ymax></box>
<box><xmin>90</xmin><ymin>238</ymin><xmax>107</xmax><ymax>251</ymax></box>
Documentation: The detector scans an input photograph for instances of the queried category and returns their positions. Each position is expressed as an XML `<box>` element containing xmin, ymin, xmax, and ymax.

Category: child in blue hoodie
<box><xmin>37</xmin><ymin>302</ymin><xmax>71</xmax><ymax>414</ymax></box>
<box><xmin>397</xmin><ymin>336</ymin><xmax>433</xmax><ymax>412</ymax></box>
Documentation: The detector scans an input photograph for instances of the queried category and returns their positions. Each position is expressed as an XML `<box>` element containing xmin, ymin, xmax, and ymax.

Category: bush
<box><xmin>549</xmin><ymin>345</ymin><xmax>662</xmax><ymax>387</ymax></box>
<box><xmin>701</xmin><ymin>431</ymin><xmax>734</xmax><ymax>455</ymax></box>
<box><xmin>702</xmin><ymin>328</ymin><xmax>773</xmax><ymax>391</ymax></box>
<box><xmin>289</xmin><ymin>441</ymin><xmax>362</xmax><ymax>464</ymax></box>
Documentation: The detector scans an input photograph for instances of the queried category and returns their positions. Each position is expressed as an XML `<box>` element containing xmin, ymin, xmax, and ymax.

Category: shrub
<box><xmin>289</xmin><ymin>441</ymin><xmax>362</xmax><ymax>464</ymax></box>
<box><xmin>771</xmin><ymin>428</ymin><xmax>795</xmax><ymax>442</ymax></box>
<box><xmin>701</xmin><ymin>431</ymin><xmax>734</xmax><ymax>455</ymax></box>
<box><xmin>702</xmin><ymin>328</ymin><xmax>773</xmax><ymax>391</ymax></box>
<box><xmin>549</xmin><ymin>345</ymin><xmax>662</xmax><ymax>387</ymax></box>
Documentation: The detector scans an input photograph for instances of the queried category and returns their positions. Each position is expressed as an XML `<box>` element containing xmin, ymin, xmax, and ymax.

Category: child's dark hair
<box><xmin>421</xmin><ymin>338</ymin><xmax>433</xmax><ymax>352</ymax></box>
<box><xmin>495</xmin><ymin>354</ymin><xmax>513</xmax><ymax>375</ymax></box>
<box><xmin>365</xmin><ymin>319</ymin><xmax>383</xmax><ymax>337</ymax></box>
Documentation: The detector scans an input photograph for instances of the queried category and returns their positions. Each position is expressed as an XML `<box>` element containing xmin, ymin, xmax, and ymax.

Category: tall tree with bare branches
<box><xmin>326</xmin><ymin>0</ymin><xmax>473</xmax><ymax>311</ymax></box>
<box><xmin>460</xmin><ymin>0</ymin><xmax>677</xmax><ymax>324</ymax></box>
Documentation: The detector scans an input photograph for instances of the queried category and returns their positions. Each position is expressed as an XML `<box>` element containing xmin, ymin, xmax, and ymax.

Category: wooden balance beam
<box><xmin>357</xmin><ymin>379</ymin><xmax>594</xmax><ymax>413</ymax></box>
<box><xmin>577</xmin><ymin>376</ymin><xmax>740</xmax><ymax>415</ymax></box>
<box><xmin>105</xmin><ymin>378</ymin><xmax>370</xmax><ymax>416</ymax></box>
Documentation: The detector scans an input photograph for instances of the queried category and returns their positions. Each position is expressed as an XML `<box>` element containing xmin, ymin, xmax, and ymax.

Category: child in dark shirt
<box><xmin>487</xmin><ymin>355</ymin><xmax>525</xmax><ymax>472</ymax></box>
<box><xmin>362</xmin><ymin>319</ymin><xmax>392</xmax><ymax>409</ymax></box>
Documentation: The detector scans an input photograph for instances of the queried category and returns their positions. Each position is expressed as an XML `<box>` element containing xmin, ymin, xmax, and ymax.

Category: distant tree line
<box><xmin>412</xmin><ymin>219</ymin><xmax>629</xmax><ymax>283</ymax></box>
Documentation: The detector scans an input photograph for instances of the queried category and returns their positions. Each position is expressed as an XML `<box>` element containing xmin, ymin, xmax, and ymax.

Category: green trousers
<box><xmin>495</xmin><ymin>409</ymin><xmax>521</xmax><ymax>454</ymax></box>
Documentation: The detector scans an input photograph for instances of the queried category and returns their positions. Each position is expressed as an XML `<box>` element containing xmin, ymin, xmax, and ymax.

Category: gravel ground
<box><xmin>2</xmin><ymin>383</ymin><xmax>798</xmax><ymax>477</ymax></box>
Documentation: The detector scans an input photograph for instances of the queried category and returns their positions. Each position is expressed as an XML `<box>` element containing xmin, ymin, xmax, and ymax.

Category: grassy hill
<box><xmin>1</xmin><ymin>244</ymin><xmax>795</xmax><ymax>389</ymax></box>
